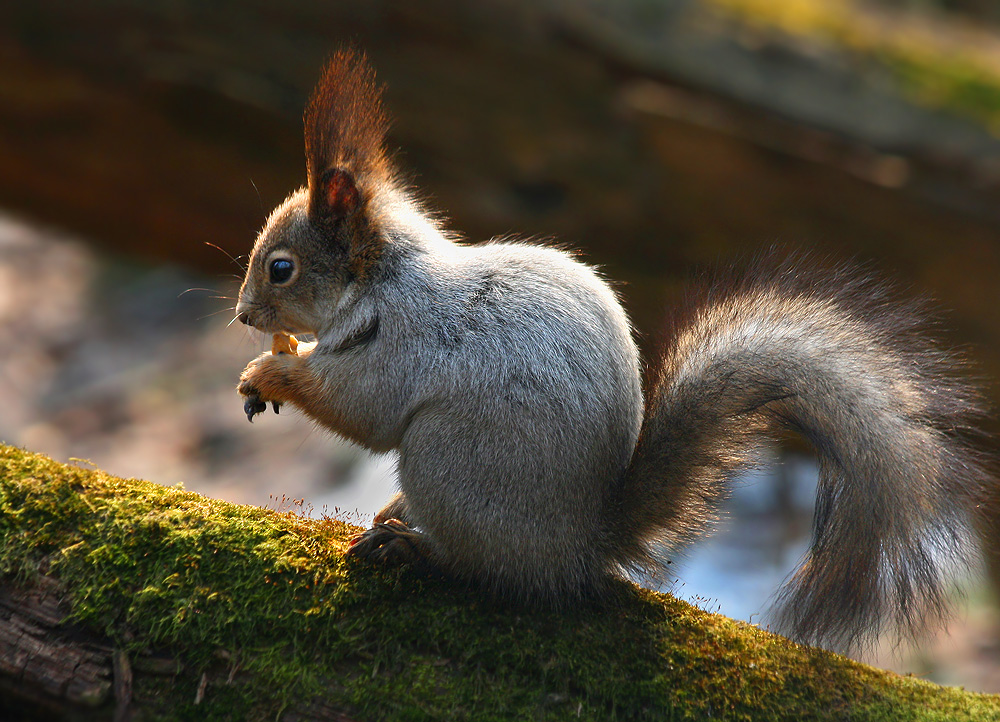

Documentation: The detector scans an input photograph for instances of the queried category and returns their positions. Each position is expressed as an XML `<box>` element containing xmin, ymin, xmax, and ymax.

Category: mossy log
<box><xmin>1</xmin><ymin>443</ymin><xmax>998</xmax><ymax>721</ymax></box>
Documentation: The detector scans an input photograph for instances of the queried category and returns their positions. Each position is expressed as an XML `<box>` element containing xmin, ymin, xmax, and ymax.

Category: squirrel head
<box><xmin>236</xmin><ymin>49</ymin><xmax>393</xmax><ymax>335</ymax></box>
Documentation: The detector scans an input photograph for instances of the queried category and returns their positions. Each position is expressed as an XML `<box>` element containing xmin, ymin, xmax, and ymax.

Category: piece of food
<box><xmin>271</xmin><ymin>333</ymin><xmax>299</xmax><ymax>356</ymax></box>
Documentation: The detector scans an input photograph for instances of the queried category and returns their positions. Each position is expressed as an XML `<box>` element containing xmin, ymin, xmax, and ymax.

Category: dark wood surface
<box><xmin>0</xmin><ymin>574</ymin><xmax>361</xmax><ymax>721</ymax></box>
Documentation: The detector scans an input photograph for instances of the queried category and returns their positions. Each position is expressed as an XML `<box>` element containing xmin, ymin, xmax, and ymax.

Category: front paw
<box><xmin>243</xmin><ymin>393</ymin><xmax>268</xmax><ymax>423</ymax></box>
<box><xmin>237</xmin><ymin>354</ymin><xmax>266</xmax><ymax>397</ymax></box>
<box><xmin>237</xmin><ymin>353</ymin><xmax>297</xmax><ymax>422</ymax></box>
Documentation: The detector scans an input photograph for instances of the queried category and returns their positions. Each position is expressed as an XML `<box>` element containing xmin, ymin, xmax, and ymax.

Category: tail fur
<box><xmin>612</xmin><ymin>255</ymin><xmax>991</xmax><ymax>650</ymax></box>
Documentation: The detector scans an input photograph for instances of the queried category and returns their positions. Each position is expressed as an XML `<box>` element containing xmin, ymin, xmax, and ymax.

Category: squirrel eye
<box><xmin>269</xmin><ymin>258</ymin><xmax>295</xmax><ymax>285</ymax></box>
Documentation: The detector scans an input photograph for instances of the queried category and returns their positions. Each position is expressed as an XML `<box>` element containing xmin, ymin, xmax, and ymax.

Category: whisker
<box><xmin>295</xmin><ymin>426</ymin><xmax>319</xmax><ymax>455</ymax></box>
<box><xmin>179</xmin><ymin>287</ymin><xmax>219</xmax><ymax>298</ymax></box>
<box><xmin>205</xmin><ymin>242</ymin><xmax>248</xmax><ymax>273</ymax></box>
<box><xmin>250</xmin><ymin>177</ymin><xmax>266</xmax><ymax>219</ymax></box>
<box><xmin>198</xmin><ymin>307</ymin><xmax>238</xmax><ymax>321</ymax></box>
<box><xmin>240</xmin><ymin>326</ymin><xmax>266</xmax><ymax>353</ymax></box>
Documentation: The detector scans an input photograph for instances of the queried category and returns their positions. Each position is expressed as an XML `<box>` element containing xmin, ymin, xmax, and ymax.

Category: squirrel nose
<box><xmin>237</xmin><ymin>311</ymin><xmax>251</xmax><ymax>325</ymax></box>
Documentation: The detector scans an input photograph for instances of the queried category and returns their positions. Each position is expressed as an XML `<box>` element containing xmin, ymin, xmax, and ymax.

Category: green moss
<box><xmin>1</xmin><ymin>443</ymin><xmax>999</xmax><ymax>720</ymax></box>
<box><xmin>706</xmin><ymin>0</ymin><xmax>1000</xmax><ymax>133</ymax></box>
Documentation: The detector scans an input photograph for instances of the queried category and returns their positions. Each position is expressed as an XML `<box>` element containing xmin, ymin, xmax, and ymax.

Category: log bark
<box><xmin>0</xmin><ymin>576</ymin><xmax>114</xmax><ymax>719</ymax></box>
<box><xmin>0</xmin><ymin>576</ymin><xmax>358</xmax><ymax>721</ymax></box>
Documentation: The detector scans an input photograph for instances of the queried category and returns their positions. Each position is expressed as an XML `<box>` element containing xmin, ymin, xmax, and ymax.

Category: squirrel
<box><xmin>235</xmin><ymin>49</ymin><xmax>992</xmax><ymax>651</ymax></box>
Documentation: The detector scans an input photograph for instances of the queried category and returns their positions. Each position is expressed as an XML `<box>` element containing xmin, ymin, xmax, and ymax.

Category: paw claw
<box><xmin>244</xmin><ymin>394</ymin><xmax>267</xmax><ymax>422</ymax></box>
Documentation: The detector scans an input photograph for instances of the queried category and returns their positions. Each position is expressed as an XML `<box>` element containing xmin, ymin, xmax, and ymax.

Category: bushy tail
<box><xmin>612</xmin><ymin>257</ymin><xmax>991</xmax><ymax>650</ymax></box>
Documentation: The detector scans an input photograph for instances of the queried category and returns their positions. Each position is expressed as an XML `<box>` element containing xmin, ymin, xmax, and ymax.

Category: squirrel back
<box><xmin>235</xmin><ymin>50</ymin><xmax>992</xmax><ymax>652</ymax></box>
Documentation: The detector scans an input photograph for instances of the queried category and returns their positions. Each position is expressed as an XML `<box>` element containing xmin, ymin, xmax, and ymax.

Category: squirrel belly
<box><xmin>235</xmin><ymin>49</ymin><xmax>992</xmax><ymax>652</ymax></box>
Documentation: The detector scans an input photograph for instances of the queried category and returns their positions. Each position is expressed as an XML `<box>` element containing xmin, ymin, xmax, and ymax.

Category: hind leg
<box><xmin>374</xmin><ymin>491</ymin><xmax>409</xmax><ymax>524</ymax></box>
<box><xmin>347</xmin><ymin>518</ymin><xmax>428</xmax><ymax>565</ymax></box>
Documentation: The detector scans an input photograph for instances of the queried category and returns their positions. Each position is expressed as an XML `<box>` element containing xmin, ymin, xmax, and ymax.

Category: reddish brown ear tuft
<box><xmin>304</xmin><ymin>49</ymin><xmax>391</xmax><ymax>228</ymax></box>
<box><xmin>303</xmin><ymin>49</ymin><xmax>392</xmax><ymax>274</ymax></box>
<box><xmin>314</xmin><ymin>168</ymin><xmax>360</xmax><ymax>221</ymax></box>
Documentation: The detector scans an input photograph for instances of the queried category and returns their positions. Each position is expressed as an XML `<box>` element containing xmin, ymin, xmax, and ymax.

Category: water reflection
<box><xmin>666</xmin><ymin>452</ymin><xmax>818</xmax><ymax>626</ymax></box>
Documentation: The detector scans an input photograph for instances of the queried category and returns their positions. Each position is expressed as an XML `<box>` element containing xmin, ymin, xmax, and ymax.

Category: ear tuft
<box><xmin>312</xmin><ymin>168</ymin><xmax>360</xmax><ymax>223</ymax></box>
<box><xmin>304</xmin><ymin>48</ymin><xmax>390</xmax><ymax>227</ymax></box>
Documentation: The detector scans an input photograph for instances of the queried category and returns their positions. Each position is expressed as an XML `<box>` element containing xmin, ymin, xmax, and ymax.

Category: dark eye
<box><xmin>269</xmin><ymin>258</ymin><xmax>295</xmax><ymax>285</ymax></box>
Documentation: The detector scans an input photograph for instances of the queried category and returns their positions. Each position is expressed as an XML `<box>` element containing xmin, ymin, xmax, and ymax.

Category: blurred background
<box><xmin>2</xmin><ymin>0</ymin><xmax>1000</xmax><ymax>690</ymax></box>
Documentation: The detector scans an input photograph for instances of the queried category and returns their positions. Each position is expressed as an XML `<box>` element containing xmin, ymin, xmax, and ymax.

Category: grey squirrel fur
<box><xmin>235</xmin><ymin>49</ymin><xmax>992</xmax><ymax>651</ymax></box>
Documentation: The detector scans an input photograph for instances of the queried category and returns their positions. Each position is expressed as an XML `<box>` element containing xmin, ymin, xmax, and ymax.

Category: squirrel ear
<box><xmin>310</xmin><ymin>168</ymin><xmax>360</xmax><ymax>224</ymax></box>
<box><xmin>304</xmin><ymin>49</ymin><xmax>390</xmax><ymax>233</ymax></box>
